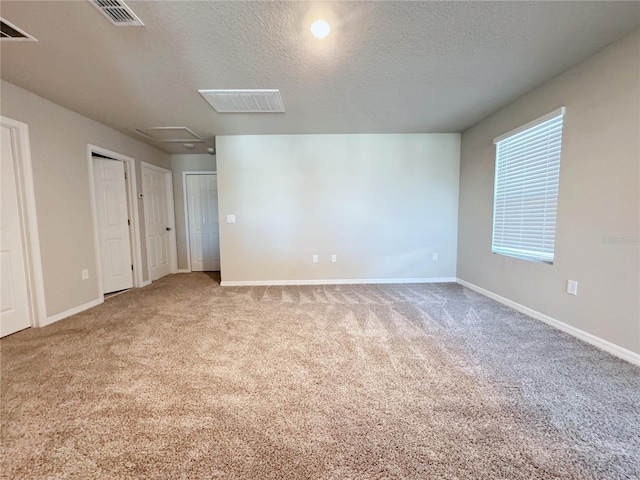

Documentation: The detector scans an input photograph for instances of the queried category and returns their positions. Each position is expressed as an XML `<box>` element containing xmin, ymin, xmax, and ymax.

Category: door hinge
<box><xmin>131</xmin><ymin>265</ymin><xmax>134</xmax><ymax>271</ymax></box>
<box><xmin>124</xmin><ymin>172</ymin><xmax>127</xmax><ymax>180</ymax></box>
<box><xmin>128</xmin><ymin>219</ymin><xmax>131</xmax><ymax>226</ymax></box>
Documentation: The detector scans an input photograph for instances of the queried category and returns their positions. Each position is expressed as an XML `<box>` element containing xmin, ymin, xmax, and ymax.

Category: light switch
<box><xmin>226</xmin><ymin>215</ymin><xmax>236</xmax><ymax>223</ymax></box>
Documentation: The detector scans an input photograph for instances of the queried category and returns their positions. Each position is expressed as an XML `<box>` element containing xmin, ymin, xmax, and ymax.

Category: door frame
<box><xmin>182</xmin><ymin>171</ymin><xmax>217</xmax><ymax>272</ymax></box>
<box><xmin>87</xmin><ymin>145</ymin><xmax>144</xmax><ymax>296</ymax></box>
<box><xmin>1</xmin><ymin>116</ymin><xmax>46</xmax><ymax>327</ymax></box>
<box><xmin>141</xmin><ymin>162</ymin><xmax>178</xmax><ymax>280</ymax></box>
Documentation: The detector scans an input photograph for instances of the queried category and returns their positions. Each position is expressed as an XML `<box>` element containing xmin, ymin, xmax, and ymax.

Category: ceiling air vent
<box><xmin>0</xmin><ymin>18</ymin><xmax>37</xmax><ymax>41</ymax></box>
<box><xmin>199</xmin><ymin>89</ymin><xmax>285</xmax><ymax>113</ymax></box>
<box><xmin>90</xmin><ymin>0</ymin><xmax>144</xmax><ymax>26</ymax></box>
<box><xmin>134</xmin><ymin>127</ymin><xmax>203</xmax><ymax>143</ymax></box>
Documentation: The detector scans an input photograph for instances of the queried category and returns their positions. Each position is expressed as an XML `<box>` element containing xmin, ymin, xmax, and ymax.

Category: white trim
<box><xmin>493</xmin><ymin>106</ymin><xmax>565</xmax><ymax>144</ymax></box>
<box><xmin>1</xmin><ymin>116</ymin><xmax>47</xmax><ymax>328</ymax></box>
<box><xmin>221</xmin><ymin>277</ymin><xmax>457</xmax><ymax>287</ymax></box>
<box><xmin>41</xmin><ymin>297</ymin><xmax>103</xmax><ymax>327</ymax></box>
<box><xmin>166</xmin><ymin>171</ymin><xmax>178</xmax><ymax>275</ymax></box>
<box><xmin>88</xmin><ymin>145</ymin><xmax>144</xmax><ymax>294</ymax></box>
<box><xmin>123</xmin><ymin>157</ymin><xmax>144</xmax><ymax>288</ymax></box>
<box><xmin>87</xmin><ymin>155</ymin><xmax>104</xmax><ymax>301</ymax></box>
<box><xmin>182</xmin><ymin>171</ymin><xmax>217</xmax><ymax>273</ymax></box>
<box><xmin>141</xmin><ymin>162</ymin><xmax>178</xmax><ymax>280</ymax></box>
<box><xmin>176</xmin><ymin>269</ymin><xmax>191</xmax><ymax>274</ymax></box>
<box><xmin>140</xmin><ymin>279</ymin><xmax>152</xmax><ymax>287</ymax></box>
<box><xmin>456</xmin><ymin>278</ymin><xmax>640</xmax><ymax>367</ymax></box>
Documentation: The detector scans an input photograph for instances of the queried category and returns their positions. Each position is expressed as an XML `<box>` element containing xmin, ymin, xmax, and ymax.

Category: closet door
<box><xmin>186</xmin><ymin>174</ymin><xmax>220</xmax><ymax>271</ymax></box>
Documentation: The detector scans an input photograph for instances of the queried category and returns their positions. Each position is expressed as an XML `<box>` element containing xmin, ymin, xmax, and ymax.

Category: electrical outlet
<box><xmin>567</xmin><ymin>280</ymin><xmax>578</xmax><ymax>295</ymax></box>
<box><xmin>226</xmin><ymin>214</ymin><xmax>236</xmax><ymax>223</ymax></box>
<box><xmin>432</xmin><ymin>253</ymin><xmax>439</xmax><ymax>261</ymax></box>
<box><xmin>312</xmin><ymin>254</ymin><xmax>319</xmax><ymax>263</ymax></box>
<box><xmin>81</xmin><ymin>269</ymin><xmax>89</xmax><ymax>280</ymax></box>
<box><xmin>331</xmin><ymin>254</ymin><xmax>337</xmax><ymax>263</ymax></box>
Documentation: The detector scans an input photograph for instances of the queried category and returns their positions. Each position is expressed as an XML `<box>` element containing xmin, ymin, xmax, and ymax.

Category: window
<box><xmin>492</xmin><ymin>107</ymin><xmax>565</xmax><ymax>264</ymax></box>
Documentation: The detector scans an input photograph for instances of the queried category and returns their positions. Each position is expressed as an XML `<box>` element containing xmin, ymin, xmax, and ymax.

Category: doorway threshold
<box><xmin>104</xmin><ymin>289</ymin><xmax>131</xmax><ymax>300</ymax></box>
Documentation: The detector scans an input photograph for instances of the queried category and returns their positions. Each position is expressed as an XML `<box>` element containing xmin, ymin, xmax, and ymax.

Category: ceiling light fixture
<box><xmin>310</xmin><ymin>20</ymin><xmax>330</xmax><ymax>39</ymax></box>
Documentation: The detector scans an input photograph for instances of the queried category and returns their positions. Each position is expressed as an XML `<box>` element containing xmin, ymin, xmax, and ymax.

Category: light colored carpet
<box><xmin>1</xmin><ymin>273</ymin><xmax>638</xmax><ymax>479</ymax></box>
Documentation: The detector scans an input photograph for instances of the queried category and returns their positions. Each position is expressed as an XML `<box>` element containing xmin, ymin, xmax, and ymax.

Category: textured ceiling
<box><xmin>1</xmin><ymin>1</ymin><xmax>639</xmax><ymax>154</ymax></box>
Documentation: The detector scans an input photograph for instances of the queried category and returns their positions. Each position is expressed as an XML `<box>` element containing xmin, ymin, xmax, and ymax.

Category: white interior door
<box><xmin>143</xmin><ymin>165</ymin><xmax>173</xmax><ymax>281</ymax></box>
<box><xmin>93</xmin><ymin>157</ymin><xmax>133</xmax><ymax>294</ymax></box>
<box><xmin>187</xmin><ymin>174</ymin><xmax>220</xmax><ymax>271</ymax></box>
<box><xmin>1</xmin><ymin>125</ymin><xmax>31</xmax><ymax>337</ymax></box>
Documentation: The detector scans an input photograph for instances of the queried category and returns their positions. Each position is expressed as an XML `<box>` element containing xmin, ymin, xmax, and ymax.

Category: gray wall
<box><xmin>457</xmin><ymin>30</ymin><xmax>639</xmax><ymax>354</ymax></box>
<box><xmin>217</xmin><ymin>133</ymin><xmax>460</xmax><ymax>283</ymax></box>
<box><xmin>170</xmin><ymin>153</ymin><xmax>217</xmax><ymax>270</ymax></box>
<box><xmin>1</xmin><ymin>80</ymin><xmax>170</xmax><ymax>318</ymax></box>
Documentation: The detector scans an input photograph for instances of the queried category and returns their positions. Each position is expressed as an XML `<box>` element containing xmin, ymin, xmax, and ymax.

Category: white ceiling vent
<box><xmin>199</xmin><ymin>89</ymin><xmax>285</xmax><ymax>113</ymax></box>
<box><xmin>1</xmin><ymin>18</ymin><xmax>37</xmax><ymax>41</ymax></box>
<box><xmin>90</xmin><ymin>0</ymin><xmax>144</xmax><ymax>26</ymax></box>
<box><xmin>134</xmin><ymin>127</ymin><xmax>203</xmax><ymax>143</ymax></box>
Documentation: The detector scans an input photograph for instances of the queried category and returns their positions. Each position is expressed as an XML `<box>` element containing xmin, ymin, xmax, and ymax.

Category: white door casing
<box><xmin>92</xmin><ymin>158</ymin><xmax>133</xmax><ymax>294</ymax></box>
<box><xmin>1</xmin><ymin>125</ymin><xmax>31</xmax><ymax>336</ymax></box>
<box><xmin>142</xmin><ymin>163</ymin><xmax>176</xmax><ymax>281</ymax></box>
<box><xmin>186</xmin><ymin>174</ymin><xmax>220</xmax><ymax>271</ymax></box>
<box><xmin>0</xmin><ymin>117</ymin><xmax>45</xmax><ymax>331</ymax></box>
<box><xmin>88</xmin><ymin>145</ymin><xmax>144</xmax><ymax>291</ymax></box>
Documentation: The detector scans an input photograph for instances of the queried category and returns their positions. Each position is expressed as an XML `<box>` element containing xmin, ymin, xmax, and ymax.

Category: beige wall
<box><xmin>217</xmin><ymin>134</ymin><xmax>460</xmax><ymax>283</ymax></box>
<box><xmin>170</xmin><ymin>153</ymin><xmax>217</xmax><ymax>270</ymax></box>
<box><xmin>0</xmin><ymin>80</ymin><xmax>170</xmax><ymax>318</ymax></box>
<box><xmin>457</xmin><ymin>30</ymin><xmax>640</xmax><ymax>354</ymax></box>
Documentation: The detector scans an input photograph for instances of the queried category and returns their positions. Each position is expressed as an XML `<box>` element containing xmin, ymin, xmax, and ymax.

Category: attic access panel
<box><xmin>134</xmin><ymin>127</ymin><xmax>203</xmax><ymax>143</ymax></box>
<box><xmin>199</xmin><ymin>89</ymin><xmax>285</xmax><ymax>113</ymax></box>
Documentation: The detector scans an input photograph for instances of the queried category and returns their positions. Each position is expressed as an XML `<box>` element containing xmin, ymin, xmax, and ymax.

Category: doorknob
<box><xmin>166</xmin><ymin>227</ymin><xmax>171</xmax><ymax>231</ymax></box>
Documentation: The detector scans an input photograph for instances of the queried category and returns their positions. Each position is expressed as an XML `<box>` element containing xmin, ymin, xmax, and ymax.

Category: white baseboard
<box><xmin>456</xmin><ymin>278</ymin><xmax>640</xmax><ymax>367</ymax></box>
<box><xmin>140</xmin><ymin>279</ymin><xmax>152</xmax><ymax>287</ymax></box>
<box><xmin>175</xmin><ymin>269</ymin><xmax>191</xmax><ymax>274</ymax></box>
<box><xmin>221</xmin><ymin>277</ymin><xmax>457</xmax><ymax>287</ymax></box>
<box><xmin>40</xmin><ymin>297</ymin><xmax>103</xmax><ymax>327</ymax></box>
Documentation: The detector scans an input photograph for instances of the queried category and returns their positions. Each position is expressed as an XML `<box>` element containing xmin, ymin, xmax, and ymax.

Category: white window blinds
<box><xmin>492</xmin><ymin>107</ymin><xmax>565</xmax><ymax>264</ymax></box>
